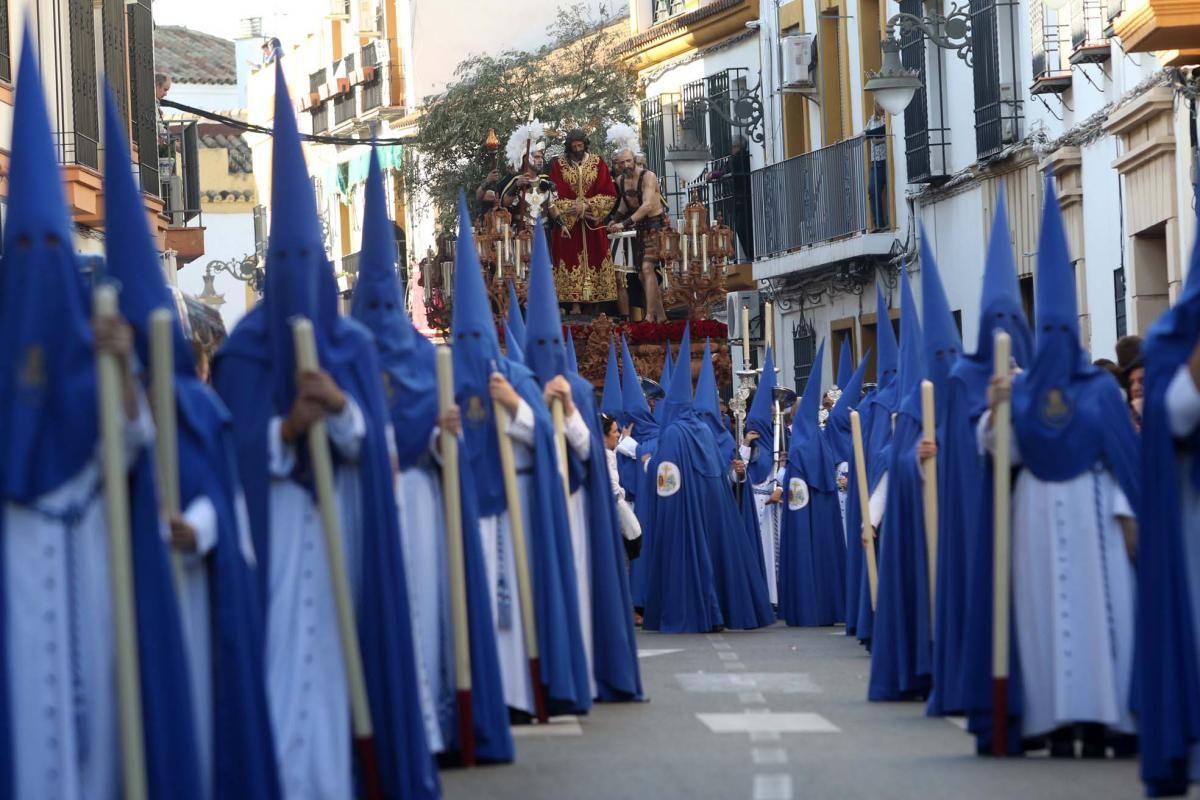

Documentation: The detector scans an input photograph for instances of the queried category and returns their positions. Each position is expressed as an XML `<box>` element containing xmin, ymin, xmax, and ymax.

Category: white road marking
<box><xmin>675</xmin><ymin>673</ymin><xmax>820</xmax><ymax>694</ymax></box>
<box><xmin>637</xmin><ymin>648</ymin><xmax>685</xmax><ymax>659</ymax></box>
<box><xmin>697</xmin><ymin>712</ymin><xmax>840</xmax><ymax>734</ymax></box>
<box><xmin>749</xmin><ymin>731</ymin><xmax>782</xmax><ymax>742</ymax></box>
<box><xmin>945</xmin><ymin>717</ymin><xmax>968</xmax><ymax>731</ymax></box>
<box><xmin>706</xmin><ymin>633</ymin><xmax>726</xmax><ymax>642</ymax></box>
<box><xmin>752</xmin><ymin>773</ymin><xmax>794</xmax><ymax>800</ymax></box>
<box><xmin>724</xmin><ymin>661</ymin><xmax>748</xmax><ymax>670</ymax></box>
<box><xmin>712</xmin><ymin>641</ymin><xmax>733</xmax><ymax>650</ymax></box>
<box><xmin>511</xmin><ymin>715</ymin><xmax>583</xmax><ymax>737</ymax></box>
<box><xmin>751</xmin><ymin>747</ymin><xmax>789</xmax><ymax>766</ymax></box>
<box><xmin>738</xmin><ymin>691</ymin><xmax>767</xmax><ymax>704</ymax></box>
<box><xmin>717</xmin><ymin>651</ymin><xmax>740</xmax><ymax>661</ymax></box>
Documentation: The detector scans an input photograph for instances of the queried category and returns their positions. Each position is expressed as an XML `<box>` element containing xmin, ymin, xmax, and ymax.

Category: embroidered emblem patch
<box><xmin>788</xmin><ymin>477</ymin><xmax>809</xmax><ymax>510</ymax></box>
<box><xmin>1039</xmin><ymin>387</ymin><xmax>1072</xmax><ymax>430</ymax></box>
<box><xmin>656</xmin><ymin>461</ymin><xmax>681</xmax><ymax>497</ymax></box>
<box><xmin>465</xmin><ymin>394</ymin><xmax>488</xmax><ymax>426</ymax></box>
<box><xmin>20</xmin><ymin>345</ymin><xmax>45</xmax><ymax>390</ymax></box>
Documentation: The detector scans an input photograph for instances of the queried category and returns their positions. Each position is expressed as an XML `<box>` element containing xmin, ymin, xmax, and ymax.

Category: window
<box><xmin>310</xmin><ymin>69</ymin><xmax>329</xmax><ymax>133</ymax></box>
<box><xmin>651</xmin><ymin>0</ymin><xmax>687</xmax><ymax>24</ymax></box>
<box><xmin>971</xmin><ymin>0</ymin><xmax>1023</xmax><ymax>158</ymax></box>
<box><xmin>64</xmin><ymin>0</ymin><xmax>100</xmax><ymax>169</ymax></box>
<box><xmin>793</xmin><ymin>318</ymin><xmax>816</xmax><ymax>395</ymax></box>
<box><xmin>101</xmin><ymin>0</ymin><xmax>128</xmax><ymax>128</ymax></box>
<box><xmin>1114</xmin><ymin>267</ymin><xmax>1127</xmax><ymax>338</ymax></box>
<box><xmin>899</xmin><ymin>0</ymin><xmax>948</xmax><ymax>182</ymax></box>
<box><xmin>1031</xmin><ymin>0</ymin><xmax>1072</xmax><ymax>94</ymax></box>
<box><xmin>126</xmin><ymin>0</ymin><xmax>156</xmax><ymax>192</ymax></box>
<box><xmin>0</xmin><ymin>0</ymin><xmax>12</xmax><ymax>83</ymax></box>
<box><xmin>1070</xmin><ymin>0</ymin><xmax>1110</xmax><ymax>62</ymax></box>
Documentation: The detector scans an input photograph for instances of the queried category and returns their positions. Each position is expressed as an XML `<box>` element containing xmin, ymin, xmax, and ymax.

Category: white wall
<box><xmin>917</xmin><ymin>186</ymin><xmax>986</xmax><ymax>352</ymax></box>
<box><xmin>175</xmin><ymin>211</ymin><xmax>255</xmax><ymax>328</ymax></box>
<box><xmin>169</xmin><ymin>82</ymin><xmax>241</xmax><ymax>113</ymax></box>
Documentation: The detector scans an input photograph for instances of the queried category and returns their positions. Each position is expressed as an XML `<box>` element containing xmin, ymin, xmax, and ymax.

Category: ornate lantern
<box><xmin>711</xmin><ymin>214</ymin><xmax>735</xmax><ymax>265</ymax></box>
<box><xmin>515</xmin><ymin>227</ymin><xmax>534</xmax><ymax>280</ymax></box>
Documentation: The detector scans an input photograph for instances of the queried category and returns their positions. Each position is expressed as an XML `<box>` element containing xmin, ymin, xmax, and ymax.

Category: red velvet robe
<box><xmin>549</xmin><ymin>153</ymin><xmax>618</xmax><ymax>304</ymax></box>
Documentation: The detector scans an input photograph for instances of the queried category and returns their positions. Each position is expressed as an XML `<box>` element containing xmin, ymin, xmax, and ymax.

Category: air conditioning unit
<box><xmin>725</xmin><ymin>291</ymin><xmax>761</xmax><ymax>342</ymax></box>
<box><xmin>781</xmin><ymin>33</ymin><xmax>816</xmax><ymax>91</ymax></box>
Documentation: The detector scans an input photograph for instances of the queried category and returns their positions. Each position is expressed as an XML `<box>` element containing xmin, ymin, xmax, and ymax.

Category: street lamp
<box><xmin>199</xmin><ymin>253</ymin><xmax>263</xmax><ymax>307</ymax></box>
<box><xmin>865</xmin><ymin>3</ymin><xmax>973</xmax><ymax>116</ymax></box>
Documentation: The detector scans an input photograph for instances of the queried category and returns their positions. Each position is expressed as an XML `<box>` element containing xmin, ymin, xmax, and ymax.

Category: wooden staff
<box><xmin>990</xmin><ymin>331</ymin><xmax>1013</xmax><ymax>758</ymax></box>
<box><xmin>920</xmin><ymin>379</ymin><xmax>937</xmax><ymax>629</ymax></box>
<box><xmin>551</xmin><ymin>397</ymin><xmax>572</xmax><ymax>506</ymax></box>
<box><xmin>850</xmin><ymin>410</ymin><xmax>878</xmax><ymax>610</ymax></box>
<box><xmin>493</xmin><ymin>380</ymin><xmax>550</xmax><ymax>723</ymax></box>
<box><xmin>436</xmin><ymin>347</ymin><xmax>475</xmax><ymax>765</ymax></box>
<box><xmin>291</xmin><ymin>319</ymin><xmax>382</xmax><ymax>799</ymax></box>
<box><xmin>95</xmin><ymin>286</ymin><xmax>148</xmax><ymax>800</ymax></box>
<box><xmin>149</xmin><ymin>310</ymin><xmax>186</xmax><ymax>597</ymax></box>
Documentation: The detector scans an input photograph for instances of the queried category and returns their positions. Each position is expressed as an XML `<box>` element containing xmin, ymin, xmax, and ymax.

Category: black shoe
<box><xmin>1110</xmin><ymin>734</ymin><xmax>1138</xmax><ymax>759</ymax></box>
<box><xmin>509</xmin><ymin>708</ymin><xmax>534</xmax><ymax>726</ymax></box>
<box><xmin>1049</xmin><ymin>727</ymin><xmax>1075</xmax><ymax>758</ymax></box>
<box><xmin>1021</xmin><ymin>736</ymin><xmax>1048</xmax><ymax>754</ymax></box>
<box><xmin>1080</xmin><ymin>723</ymin><xmax>1107</xmax><ymax>759</ymax></box>
<box><xmin>711</xmin><ymin>624</ymin><xmax>726</xmax><ymax>633</ymax></box>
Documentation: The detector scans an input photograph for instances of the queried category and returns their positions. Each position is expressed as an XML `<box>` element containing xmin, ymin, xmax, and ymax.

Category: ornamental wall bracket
<box><xmin>758</xmin><ymin>260</ymin><xmax>878</xmax><ymax>311</ymax></box>
<box><xmin>887</xmin><ymin>3</ymin><xmax>973</xmax><ymax>67</ymax></box>
<box><xmin>683</xmin><ymin>76</ymin><xmax>766</xmax><ymax>145</ymax></box>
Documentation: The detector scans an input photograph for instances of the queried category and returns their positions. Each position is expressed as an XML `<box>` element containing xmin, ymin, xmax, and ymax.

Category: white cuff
<box><xmin>121</xmin><ymin>392</ymin><xmax>156</xmax><ymax>467</ymax></box>
<box><xmin>268</xmin><ymin>417</ymin><xmax>297</xmax><ymax>478</ymax></box>
<box><xmin>868</xmin><ymin>471</ymin><xmax>888</xmax><ymax>528</ymax></box>
<box><xmin>1167</xmin><ymin>364</ymin><xmax>1200</xmax><ymax>439</ymax></box>
<box><xmin>738</xmin><ymin>444</ymin><xmax>752</xmax><ymax>461</ymax></box>
<box><xmin>1112</xmin><ymin>481</ymin><xmax>1134</xmax><ymax>519</ymax></box>
<box><xmin>616</xmin><ymin>436</ymin><xmax>639</xmax><ymax>458</ymax></box>
<box><xmin>507</xmin><ymin>400</ymin><xmax>537</xmax><ymax>447</ymax></box>
<box><xmin>183</xmin><ymin>495</ymin><xmax>218</xmax><ymax>558</ymax></box>
<box><xmin>326</xmin><ymin>396</ymin><xmax>366</xmax><ymax>460</ymax></box>
<box><xmin>564</xmin><ymin>409</ymin><xmax>591</xmax><ymax>459</ymax></box>
<box><xmin>976</xmin><ymin>409</ymin><xmax>1022</xmax><ymax>465</ymax></box>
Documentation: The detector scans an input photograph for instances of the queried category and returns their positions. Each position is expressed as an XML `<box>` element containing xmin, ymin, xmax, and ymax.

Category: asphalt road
<box><xmin>441</xmin><ymin>623</ymin><xmax>1147</xmax><ymax>800</ymax></box>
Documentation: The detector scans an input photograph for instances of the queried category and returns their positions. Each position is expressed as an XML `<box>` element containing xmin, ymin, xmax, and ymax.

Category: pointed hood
<box><xmin>0</xmin><ymin>29</ymin><xmax>98</xmax><ymax>500</ymax></box>
<box><xmin>600</xmin><ymin>338</ymin><xmax>622</xmax><ymax>420</ymax></box>
<box><xmin>661</xmin><ymin>324</ymin><xmax>693</xmax><ymax>425</ymax></box>
<box><xmin>836</xmin><ymin>338</ymin><xmax>853</xmax><ymax>389</ymax></box>
<box><xmin>653</xmin><ymin>341</ymin><xmax>674</xmax><ymax>424</ymax></box>
<box><xmin>506</xmin><ymin>279</ymin><xmax>526</xmax><ymax>347</ymax></box>
<box><xmin>504</xmin><ymin>320</ymin><xmax>525</xmax><ymax>363</ymax></box>
<box><xmin>694</xmin><ymin>339</ymin><xmax>736</xmax><ymax>457</ymax></box>
<box><xmin>566</xmin><ymin>330</ymin><xmax>579</xmax><ymax>374</ymax></box>
<box><xmin>787</xmin><ymin>339</ymin><xmax>834</xmax><ymax>489</ymax></box>
<box><xmin>262</xmin><ymin>62</ymin><xmax>342</xmax><ymax>414</ymax></box>
<box><xmin>620</xmin><ymin>335</ymin><xmax>656</xmax><ymax>435</ymax></box>
<box><xmin>451</xmin><ymin>191</ymin><xmax>503</xmax><ymax>392</ymax></box>
<box><xmin>744</xmin><ymin>347</ymin><xmax>778</xmax><ymax>484</ymax></box>
<box><xmin>896</xmin><ymin>264</ymin><xmax>926</xmax><ymax>420</ymax></box>
<box><xmin>350</xmin><ymin>145</ymin><xmax>439</xmax><ymax>468</ymax></box>
<box><xmin>524</xmin><ymin>219</ymin><xmax>568</xmax><ymax>382</ymax></box>
<box><xmin>918</xmin><ymin>227</ymin><xmax>962</xmax><ymax>411</ymax></box>
<box><xmin>103</xmin><ymin>86</ymin><xmax>194</xmax><ymax>375</ymax></box>
<box><xmin>875</xmin><ymin>282</ymin><xmax>899</xmax><ymax>388</ymax></box>
<box><xmin>974</xmin><ymin>189</ymin><xmax>1033</xmax><ymax>369</ymax></box>
<box><xmin>827</xmin><ymin>348</ymin><xmax>871</xmax><ymax>464</ymax></box>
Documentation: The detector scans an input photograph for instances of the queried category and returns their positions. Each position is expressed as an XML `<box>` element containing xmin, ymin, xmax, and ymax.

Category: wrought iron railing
<box><xmin>161</xmin><ymin>119</ymin><xmax>203</xmax><ymax>227</ymax></box>
<box><xmin>689</xmin><ymin>153</ymin><xmax>755</xmax><ymax>261</ymax></box>
<box><xmin>310</xmin><ymin>68</ymin><xmax>328</xmax><ymax>133</ymax></box>
<box><xmin>127</xmin><ymin>0</ymin><xmax>157</xmax><ymax>193</ymax></box>
<box><xmin>51</xmin><ymin>0</ymin><xmax>100</xmax><ymax>170</ymax></box>
<box><xmin>334</xmin><ymin>89</ymin><xmax>356</xmax><ymax>125</ymax></box>
<box><xmin>750</xmin><ymin>136</ymin><xmax>869</xmax><ymax>261</ymax></box>
<box><xmin>101</xmin><ymin>0</ymin><xmax>128</xmax><ymax>128</ymax></box>
<box><xmin>0</xmin><ymin>0</ymin><xmax>10</xmax><ymax>83</ymax></box>
<box><xmin>1032</xmin><ymin>1</ymin><xmax>1071</xmax><ymax>80</ymax></box>
<box><xmin>651</xmin><ymin>0</ymin><xmax>687</xmax><ymax>24</ymax></box>
<box><xmin>361</xmin><ymin>42</ymin><xmax>382</xmax><ymax>111</ymax></box>
<box><xmin>972</xmin><ymin>0</ymin><xmax>1023</xmax><ymax>158</ymax></box>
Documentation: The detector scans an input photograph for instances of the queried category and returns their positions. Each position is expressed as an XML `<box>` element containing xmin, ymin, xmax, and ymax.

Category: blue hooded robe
<box><xmin>1133</xmin><ymin>199</ymin><xmax>1200</xmax><ymax>796</ymax></box>
<box><xmin>0</xmin><ymin>33</ymin><xmax>202</xmax><ymax>800</ymax></box>
<box><xmin>826</xmin><ymin>354</ymin><xmax>869</xmax><ymax>634</ymax></box>
<box><xmin>929</xmin><ymin>193</ymin><xmax>1032</xmax><ymax>720</ymax></box>
<box><xmin>778</xmin><ymin>341</ymin><xmax>846</xmax><ymax>626</ymax></box>
<box><xmin>351</xmin><ymin>151</ymin><xmax>513</xmax><ymax>763</ymax></box>
<box><xmin>449</xmin><ymin>200</ymin><xmax>592</xmax><ymax>716</ymax></box>
<box><xmin>855</xmin><ymin>284</ymin><xmax>901</xmax><ymax>645</ymax></box>
<box><xmin>836</xmin><ymin>338</ymin><xmax>853</xmax><ymax>392</ymax></box>
<box><xmin>212</xmin><ymin>64</ymin><xmax>438</xmax><ymax>800</ymax></box>
<box><xmin>523</xmin><ymin>221</ymin><xmax>642</xmax><ymax>702</ymax></box>
<box><xmin>623</xmin><ymin>336</ymin><xmax>659</xmax><ymax>610</ymax></box>
<box><xmin>102</xmin><ymin>87</ymin><xmax>280</xmax><ymax>800</ymax></box>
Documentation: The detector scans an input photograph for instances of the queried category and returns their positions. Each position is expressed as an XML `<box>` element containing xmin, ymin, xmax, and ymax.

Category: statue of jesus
<box><xmin>547</xmin><ymin>129</ymin><xmax>617</xmax><ymax>312</ymax></box>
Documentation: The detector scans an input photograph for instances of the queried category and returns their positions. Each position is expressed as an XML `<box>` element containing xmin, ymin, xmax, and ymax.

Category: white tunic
<box><xmin>558</xmin><ymin>408</ymin><xmax>595</xmax><ymax>699</ymax></box>
<box><xmin>390</xmin><ymin>430</ymin><xmax>450</xmax><ymax>754</ymax></box>
<box><xmin>4</xmin><ymin>399</ymin><xmax>155</xmax><ymax>800</ymax></box>
<box><xmin>264</xmin><ymin>400</ymin><xmax>366</xmax><ymax>800</ymax></box>
<box><xmin>979</xmin><ymin>411</ymin><xmax>1136</xmax><ymax>738</ymax></box>
<box><xmin>1165</xmin><ymin>366</ymin><xmax>1200</xmax><ymax>780</ymax></box>
<box><xmin>743</xmin><ymin>444</ymin><xmax>782</xmax><ymax>605</ymax></box>
<box><xmin>477</xmin><ymin>400</ymin><xmax>537</xmax><ymax>714</ymax></box>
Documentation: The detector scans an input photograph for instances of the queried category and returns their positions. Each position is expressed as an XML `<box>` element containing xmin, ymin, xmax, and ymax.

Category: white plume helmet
<box><xmin>605</xmin><ymin>122</ymin><xmax>642</xmax><ymax>157</ymax></box>
<box><xmin>506</xmin><ymin>120</ymin><xmax>547</xmax><ymax>171</ymax></box>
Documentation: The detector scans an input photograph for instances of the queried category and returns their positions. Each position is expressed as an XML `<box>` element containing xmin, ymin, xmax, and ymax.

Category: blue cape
<box><xmin>779</xmin><ymin>341</ymin><xmax>844</xmax><ymax>626</ymax></box>
<box><xmin>351</xmin><ymin>152</ymin><xmax>512</xmax><ymax>762</ymax></box>
<box><xmin>450</xmin><ymin>198</ymin><xmax>591</xmax><ymax>715</ymax></box>
<box><xmin>928</xmin><ymin>192</ymin><xmax>1031</xmax><ymax>719</ymax></box>
<box><xmin>214</xmin><ymin>62</ymin><xmax>438</xmax><ymax>799</ymax></box>
<box><xmin>102</xmin><ymin>86</ymin><xmax>280</xmax><ymax>798</ymax></box>
<box><xmin>1132</xmin><ymin>209</ymin><xmax>1200</xmax><ymax>795</ymax></box>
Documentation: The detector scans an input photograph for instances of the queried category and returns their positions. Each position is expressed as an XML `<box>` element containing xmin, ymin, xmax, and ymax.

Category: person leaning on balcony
<box><xmin>865</xmin><ymin>104</ymin><xmax>889</xmax><ymax>231</ymax></box>
<box><xmin>156</xmin><ymin>73</ymin><xmax>172</xmax><ymax>160</ymax></box>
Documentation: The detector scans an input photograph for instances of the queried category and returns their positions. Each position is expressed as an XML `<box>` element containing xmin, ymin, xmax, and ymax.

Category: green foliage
<box><xmin>408</xmin><ymin>3</ymin><xmax>638</xmax><ymax>230</ymax></box>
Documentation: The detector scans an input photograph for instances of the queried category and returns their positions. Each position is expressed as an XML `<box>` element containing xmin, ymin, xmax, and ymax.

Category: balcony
<box><xmin>688</xmin><ymin>153</ymin><xmax>755</xmax><ymax>262</ymax></box>
<box><xmin>302</xmin><ymin>42</ymin><xmax>402</xmax><ymax>133</ymax></box>
<box><xmin>160</xmin><ymin>119</ymin><xmax>206</xmax><ymax>263</ymax></box>
<box><xmin>620</xmin><ymin>0</ymin><xmax>756</xmax><ymax>69</ymax></box>
<box><xmin>1113</xmin><ymin>0</ymin><xmax>1200</xmax><ymax>55</ymax></box>
<box><xmin>751</xmin><ymin>136</ymin><xmax>887</xmax><ymax>265</ymax></box>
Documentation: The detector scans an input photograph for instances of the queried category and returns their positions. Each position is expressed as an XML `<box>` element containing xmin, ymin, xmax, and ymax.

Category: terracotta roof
<box><xmin>154</xmin><ymin>25</ymin><xmax>236</xmax><ymax>85</ymax></box>
<box><xmin>616</xmin><ymin>0</ymin><xmax>743</xmax><ymax>54</ymax></box>
<box><xmin>198</xmin><ymin>130</ymin><xmax>254</xmax><ymax>174</ymax></box>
